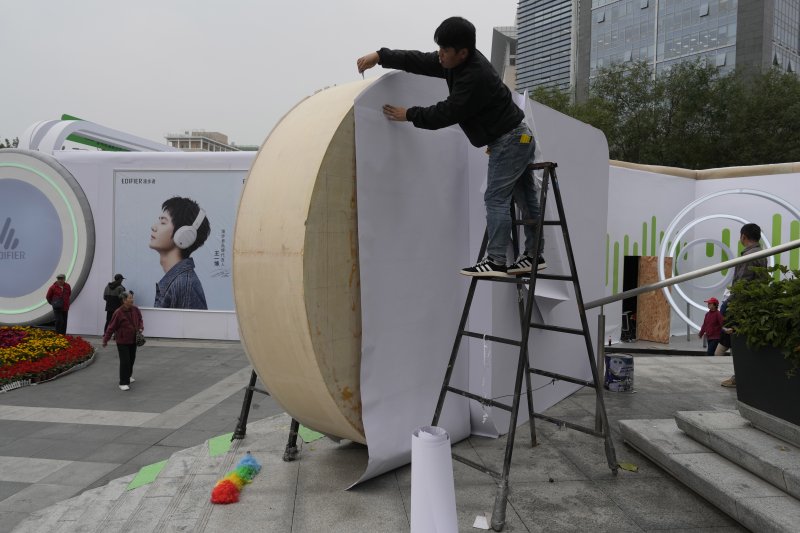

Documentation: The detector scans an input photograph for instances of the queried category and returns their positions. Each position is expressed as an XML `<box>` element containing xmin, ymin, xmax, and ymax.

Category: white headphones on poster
<box><xmin>173</xmin><ymin>209</ymin><xmax>206</xmax><ymax>250</ymax></box>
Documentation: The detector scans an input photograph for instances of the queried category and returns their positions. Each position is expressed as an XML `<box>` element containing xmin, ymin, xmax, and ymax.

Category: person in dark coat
<box><xmin>46</xmin><ymin>274</ymin><xmax>71</xmax><ymax>334</ymax></box>
<box><xmin>356</xmin><ymin>16</ymin><xmax>546</xmax><ymax>277</ymax></box>
<box><xmin>103</xmin><ymin>273</ymin><xmax>126</xmax><ymax>332</ymax></box>
<box><xmin>102</xmin><ymin>291</ymin><xmax>144</xmax><ymax>391</ymax></box>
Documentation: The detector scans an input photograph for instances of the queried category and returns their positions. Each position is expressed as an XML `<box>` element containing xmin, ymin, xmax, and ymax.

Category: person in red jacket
<box><xmin>698</xmin><ymin>297</ymin><xmax>724</xmax><ymax>356</ymax></box>
<box><xmin>45</xmin><ymin>274</ymin><xmax>71</xmax><ymax>335</ymax></box>
<box><xmin>102</xmin><ymin>292</ymin><xmax>144</xmax><ymax>391</ymax></box>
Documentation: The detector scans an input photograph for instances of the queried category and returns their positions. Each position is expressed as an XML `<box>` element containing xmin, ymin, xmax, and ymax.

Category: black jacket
<box><xmin>378</xmin><ymin>47</ymin><xmax>523</xmax><ymax>148</ymax></box>
<box><xmin>103</xmin><ymin>282</ymin><xmax>125</xmax><ymax>313</ymax></box>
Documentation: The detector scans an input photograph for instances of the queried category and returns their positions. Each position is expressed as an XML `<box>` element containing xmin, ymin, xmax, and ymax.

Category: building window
<box><xmin>624</xmin><ymin>50</ymin><xmax>633</xmax><ymax>62</ymax></box>
<box><xmin>700</xmin><ymin>2</ymin><xmax>709</xmax><ymax>17</ymax></box>
<box><xmin>596</xmin><ymin>10</ymin><xmax>605</xmax><ymax>23</ymax></box>
<box><xmin>640</xmin><ymin>0</ymin><xmax>648</xmax><ymax>8</ymax></box>
<box><xmin>716</xmin><ymin>52</ymin><xmax>726</xmax><ymax>67</ymax></box>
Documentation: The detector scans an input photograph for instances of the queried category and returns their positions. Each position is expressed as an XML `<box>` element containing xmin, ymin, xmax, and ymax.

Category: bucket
<box><xmin>604</xmin><ymin>354</ymin><xmax>634</xmax><ymax>392</ymax></box>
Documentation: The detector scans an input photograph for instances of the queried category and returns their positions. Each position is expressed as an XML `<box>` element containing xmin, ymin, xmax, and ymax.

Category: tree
<box><xmin>532</xmin><ymin>63</ymin><xmax>800</xmax><ymax>169</ymax></box>
<box><xmin>0</xmin><ymin>137</ymin><xmax>19</xmax><ymax>149</ymax></box>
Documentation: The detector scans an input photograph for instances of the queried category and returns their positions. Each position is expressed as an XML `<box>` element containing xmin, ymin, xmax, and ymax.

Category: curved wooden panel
<box><xmin>233</xmin><ymin>80</ymin><xmax>371</xmax><ymax>443</ymax></box>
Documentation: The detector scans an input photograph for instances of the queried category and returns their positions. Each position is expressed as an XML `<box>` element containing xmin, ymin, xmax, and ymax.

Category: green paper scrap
<box><xmin>298</xmin><ymin>425</ymin><xmax>324</xmax><ymax>443</ymax></box>
<box><xmin>127</xmin><ymin>460</ymin><xmax>168</xmax><ymax>490</ymax></box>
<box><xmin>208</xmin><ymin>432</ymin><xmax>234</xmax><ymax>457</ymax></box>
<box><xmin>618</xmin><ymin>461</ymin><xmax>639</xmax><ymax>473</ymax></box>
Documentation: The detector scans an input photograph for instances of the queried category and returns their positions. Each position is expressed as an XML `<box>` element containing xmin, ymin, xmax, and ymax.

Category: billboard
<box><xmin>113</xmin><ymin>170</ymin><xmax>245</xmax><ymax>311</ymax></box>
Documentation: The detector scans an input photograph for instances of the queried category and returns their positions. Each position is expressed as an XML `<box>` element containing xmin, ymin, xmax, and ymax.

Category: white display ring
<box><xmin>0</xmin><ymin>150</ymin><xmax>95</xmax><ymax>325</ymax></box>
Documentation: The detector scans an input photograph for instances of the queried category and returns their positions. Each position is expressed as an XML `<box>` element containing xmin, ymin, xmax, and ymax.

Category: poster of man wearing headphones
<box><xmin>113</xmin><ymin>170</ymin><xmax>245</xmax><ymax>311</ymax></box>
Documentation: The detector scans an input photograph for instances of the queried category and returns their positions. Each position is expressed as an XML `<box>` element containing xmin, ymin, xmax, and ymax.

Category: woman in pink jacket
<box><xmin>102</xmin><ymin>292</ymin><xmax>144</xmax><ymax>391</ymax></box>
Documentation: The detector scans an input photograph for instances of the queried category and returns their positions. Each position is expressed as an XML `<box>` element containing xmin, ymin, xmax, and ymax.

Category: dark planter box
<box><xmin>731</xmin><ymin>336</ymin><xmax>800</xmax><ymax>426</ymax></box>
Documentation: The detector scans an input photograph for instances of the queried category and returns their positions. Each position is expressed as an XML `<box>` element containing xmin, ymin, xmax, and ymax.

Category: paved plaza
<box><xmin>0</xmin><ymin>336</ymin><xmax>751</xmax><ymax>532</ymax></box>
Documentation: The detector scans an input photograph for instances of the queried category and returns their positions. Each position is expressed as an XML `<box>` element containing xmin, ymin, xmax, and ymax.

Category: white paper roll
<box><xmin>410</xmin><ymin>426</ymin><xmax>458</xmax><ymax>533</ymax></box>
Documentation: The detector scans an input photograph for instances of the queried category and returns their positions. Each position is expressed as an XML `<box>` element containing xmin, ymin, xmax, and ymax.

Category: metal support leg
<box><xmin>595</xmin><ymin>310</ymin><xmax>606</xmax><ymax>433</ymax></box>
<box><xmin>283</xmin><ymin>418</ymin><xmax>300</xmax><ymax>462</ymax></box>
<box><xmin>232</xmin><ymin>370</ymin><xmax>258</xmax><ymax>440</ymax></box>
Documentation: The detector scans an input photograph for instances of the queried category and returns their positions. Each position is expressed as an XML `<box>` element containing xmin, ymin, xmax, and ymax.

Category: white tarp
<box><xmin>353</xmin><ymin>71</ymin><xmax>611</xmax><ymax>482</ymax></box>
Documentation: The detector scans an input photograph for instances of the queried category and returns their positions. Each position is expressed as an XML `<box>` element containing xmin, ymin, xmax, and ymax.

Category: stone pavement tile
<box><xmin>111</xmin><ymin>427</ymin><xmax>173</xmax><ymax>445</ymax></box>
<box><xmin>0</xmin><ymin>457</ymin><xmax>72</xmax><ymax>483</ymax></box>
<box><xmin>293</xmin><ymin>462</ymin><xmax>408</xmax><ymax>533</ymax></box>
<box><xmin>453</xmin><ymin>481</ymin><xmax>530</xmax><ymax>532</ymax></box>
<box><xmin>161</xmin><ymin>473</ymin><xmax>218</xmax><ymax>521</ymax></box>
<box><xmin>0</xmin><ymin>511</ymin><xmax>29</xmax><ymax>533</ymax></box>
<box><xmin>508</xmin><ymin>480</ymin><xmax>644</xmax><ymax>533</ymax></box>
<box><xmin>0</xmin><ymin>483</ymin><xmax>81</xmax><ymax>514</ymax></box>
<box><xmin>120</xmin><ymin>495</ymin><xmax>173</xmax><ymax>531</ymax></box>
<box><xmin>0</xmin><ymin>480</ymin><xmax>29</xmax><ymax>501</ymax></box>
<box><xmin>649</xmin><ymin>528</ymin><xmax>745</xmax><ymax>533</ymax></box>
<box><xmin>126</xmin><ymin>444</ymin><xmax>186</xmax><ymax>467</ymax></box>
<box><xmin>157</xmin><ymin>428</ymin><xmax>222</xmax><ymax>448</ymax></box>
<box><xmin>84</xmin><ymin>463</ymin><xmax>141</xmax><ymax>491</ymax></box>
<box><xmin>24</xmin><ymin>423</ymin><xmax>131</xmax><ymax>443</ymax></box>
<box><xmin>0</xmin><ymin>437</ymin><xmax>59</xmax><ymax>458</ymax></box>
<box><xmin>33</xmin><ymin>438</ymin><xmax>103</xmax><ymax>462</ymax></box>
<box><xmin>0</xmin><ymin>417</ymin><xmax>50</xmax><ymax>438</ymax></box>
<box><xmin>467</xmin><ymin>432</ymin><xmax>589</xmax><ymax>484</ymax></box>
<box><xmin>80</xmin><ymin>441</ymin><xmax>151</xmax><ymax>463</ymax></box>
<box><xmin>595</xmin><ymin>476</ymin><xmax>741</xmax><ymax>530</ymax></box>
<box><xmin>37</xmin><ymin>461</ymin><xmax>121</xmax><ymax>487</ymax></box>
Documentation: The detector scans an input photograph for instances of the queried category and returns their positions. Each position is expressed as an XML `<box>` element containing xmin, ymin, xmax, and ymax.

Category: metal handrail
<box><xmin>584</xmin><ymin>238</ymin><xmax>800</xmax><ymax>310</ymax></box>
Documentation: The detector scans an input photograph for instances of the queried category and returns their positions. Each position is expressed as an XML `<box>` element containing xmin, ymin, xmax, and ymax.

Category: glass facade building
<box><xmin>517</xmin><ymin>0</ymin><xmax>576</xmax><ymax>92</ymax></box>
<box><xmin>590</xmin><ymin>0</ymin><xmax>739</xmax><ymax>78</ymax></box>
<box><xmin>514</xmin><ymin>0</ymin><xmax>800</xmax><ymax>99</ymax></box>
<box><xmin>773</xmin><ymin>0</ymin><xmax>800</xmax><ymax>71</ymax></box>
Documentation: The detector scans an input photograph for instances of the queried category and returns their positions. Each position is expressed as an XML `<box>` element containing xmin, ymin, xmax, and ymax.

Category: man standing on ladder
<box><xmin>357</xmin><ymin>16</ymin><xmax>546</xmax><ymax>277</ymax></box>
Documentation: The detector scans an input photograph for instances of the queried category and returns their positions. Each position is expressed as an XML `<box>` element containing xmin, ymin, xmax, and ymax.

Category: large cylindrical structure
<box><xmin>233</xmin><ymin>80</ymin><xmax>372</xmax><ymax>443</ymax></box>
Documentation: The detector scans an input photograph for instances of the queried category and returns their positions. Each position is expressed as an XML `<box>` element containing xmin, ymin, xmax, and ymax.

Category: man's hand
<box><xmin>357</xmin><ymin>52</ymin><xmax>380</xmax><ymax>74</ymax></box>
<box><xmin>382</xmin><ymin>104</ymin><xmax>408</xmax><ymax>121</ymax></box>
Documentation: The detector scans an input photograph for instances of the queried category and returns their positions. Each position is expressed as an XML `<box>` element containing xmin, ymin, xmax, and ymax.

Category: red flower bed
<box><xmin>0</xmin><ymin>327</ymin><xmax>95</xmax><ymax>386</ymax></box>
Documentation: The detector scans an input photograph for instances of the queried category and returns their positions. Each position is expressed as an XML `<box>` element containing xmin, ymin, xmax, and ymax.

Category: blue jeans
<box><xmin>485</xmin><ymin>122</ymin><xmax>541</xmax><ymax>264</ymax></box>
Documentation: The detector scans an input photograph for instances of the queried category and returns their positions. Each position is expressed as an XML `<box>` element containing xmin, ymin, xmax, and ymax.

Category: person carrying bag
<box><xmin>102</xmin><ymin>291</ymin><xmax>144</xmax><ymax>391</ymax></box>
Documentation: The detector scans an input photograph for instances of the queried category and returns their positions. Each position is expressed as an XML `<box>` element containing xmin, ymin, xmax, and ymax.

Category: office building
<box><xmin>514</xmin><ymin>0</ymin><xmax>800</xmax><ymax>100</ymax></box>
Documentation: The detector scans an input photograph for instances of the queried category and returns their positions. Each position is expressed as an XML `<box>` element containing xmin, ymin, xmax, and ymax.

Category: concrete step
<box><xmin>737</xmin><ymin>401</ymin><xmax>800</xmax><ymax>449</ymax></box>
<box><xmin>620</xmin><ymin>418</ymin><xmax>800</xmax><ymax>533</ymax></box>
<box><xmin>676</xmin><ymin>410</ymin><xmax>800</xmax><ymax>501</ymax></box>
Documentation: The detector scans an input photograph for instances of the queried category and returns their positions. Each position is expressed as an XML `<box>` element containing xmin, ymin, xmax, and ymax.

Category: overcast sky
<box><xmin>1</xmin><ymin>1</ymin><xmax>517</xmax><ymax>147</ymax></box>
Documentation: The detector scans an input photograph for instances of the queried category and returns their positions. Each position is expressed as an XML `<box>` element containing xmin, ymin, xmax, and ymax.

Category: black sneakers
<box><xmin>460</xmin><ymin>258</ymin><xmax>508</xmax><ymax>277</ymax></box>
<box><xmin>507</xmin><ymin>255</ymin><xmax>547</xmax><ymax>275</ymax></box>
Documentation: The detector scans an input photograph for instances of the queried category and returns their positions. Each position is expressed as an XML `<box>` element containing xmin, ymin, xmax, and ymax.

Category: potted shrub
<box><xmin>726</xmin><ymin>265</ymin><xmax>800</xmax><ymax>426</ymax></box>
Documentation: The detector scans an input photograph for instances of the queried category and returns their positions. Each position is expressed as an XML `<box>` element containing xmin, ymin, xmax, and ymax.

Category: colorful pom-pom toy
<box><xmin>210</xmin><ymin>451</ymin><xmax>262</xmax><ymax>504</ymax></box>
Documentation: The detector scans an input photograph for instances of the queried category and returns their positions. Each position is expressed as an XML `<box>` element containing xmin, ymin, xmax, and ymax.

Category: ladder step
<box><xmin>452</xmin><ymin>453</ymin><xmax>502</xmax><ymax>479</ymax></box>
<box><xmin>533</xmin><ymin>273</ymin><xmax>575</xmax><ymax>281</ymax></box>
<box><xmin>529</xmin><ymin>367</ymin><xmax>597</xmax><ymax>388</ymax></box>
<box><xmin>479</xmin><ymin>276</ymin><xmax>530</xmax><ymax>286</ymax></box>
<box><xmin>528</xmin><ymin>162</ymin><xmax>557</xmax><ymax>170</ymax></box>
<box><xmin>445</xmin><ymin>386</ymin><xmax>513</xmax><ymax>411</ymax></box>
<box><xmin>532</xmin><ymin>412</ymin><xmax>604</xmax><ymax>438</ymax></box>
<box><xmin>513</xmin><ymin>219</ymin><xmax>561</xmax><ymax>226</ymax></box>
<box><xmin>462</xmin><ymin>330</ymin><xmax>522</xmax><ymax>347</ymax></box>
<box><xmin>529</xmin><ymin>323</ymin><xmax>585</xmax><ymax>335</ymax></box>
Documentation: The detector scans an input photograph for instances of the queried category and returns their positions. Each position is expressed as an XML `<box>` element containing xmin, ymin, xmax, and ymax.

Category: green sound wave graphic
<box><xmin>605</xmin><ymin>213</ymin><xmax>800</xmax><ymax>293</ymax></box>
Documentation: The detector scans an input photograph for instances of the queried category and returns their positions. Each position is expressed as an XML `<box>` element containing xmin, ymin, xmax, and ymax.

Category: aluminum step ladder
<box><xmin>431</xmin><ymin>162</ymin><xmax>618</xmax><ymax>532</ymax></box>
